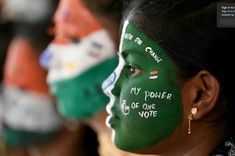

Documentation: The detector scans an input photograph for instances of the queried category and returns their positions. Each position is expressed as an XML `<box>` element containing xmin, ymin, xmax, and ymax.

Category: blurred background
<box><xmin>0</xmin><ymin>0</ymin><xmax>143</xmax><ymax>156</ymax></box>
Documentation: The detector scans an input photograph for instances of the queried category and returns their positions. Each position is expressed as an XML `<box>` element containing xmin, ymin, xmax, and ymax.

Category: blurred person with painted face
<box><xmin>0</xmin><ymin>36</ymin><xmax>62</xmax><ymax>155</ymax></box>
<box><xmin>0</xmin><ymin>0</ymin><xmax>58</xmax><ymax>135</ymax></box>
<box><xmin>40</xmin><ymin>0</ymin><xmax>156</xmax><ymax>156</ymax></box>
<box><xmin>0</xmin><ymin>0</ymin><xmax>94</xmax><ymax>156</ymax></box>
<box><xmin>0</xmin><ymin>38</ymin><xmax>57</xmax><ymax>156</ymax></box>
<box><xmin>1</xmin><ymin>1</ymin><xmax>13</xmax><ymax>155</ymax></box>
<box><xmin>0</xmin><ymin>35</ymin><xmax>99</xmax><ymax>156</ymax></box>
<box><xmin>0</xmin><ymin>1</ymin><xmax>63</xmax><ymax>146</ymax></box>
<box><xmin>40</xmin><ymin>0</ymin><xmax>117</xmax><ymax>120</ymax></box>
<box><xmin>40</xmin><ymin>0</ymin><xmax>116</xmax><ymax>130</ymax></box>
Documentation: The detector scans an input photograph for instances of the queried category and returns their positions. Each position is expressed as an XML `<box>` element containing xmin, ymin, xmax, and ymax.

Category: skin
<box><xmin>104</xmin><ymin>20</ymin><xmax>228</xmax><ymax>155</ymax></box>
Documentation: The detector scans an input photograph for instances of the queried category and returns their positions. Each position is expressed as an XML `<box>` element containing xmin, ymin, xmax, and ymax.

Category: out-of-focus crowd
<box><xmin>0</xmin><ymin>0</ymin><xmax>152</xmax><ymax>156</ymax></box>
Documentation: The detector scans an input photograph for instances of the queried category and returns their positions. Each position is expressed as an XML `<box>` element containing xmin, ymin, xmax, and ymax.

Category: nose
<box><xmin>110</xmin><ymin>76</ymin><xmax>122</xmax><ymax>97</ymax></box>
<box><xmin>102</xmin><ymin>54</ymin><xmax>125</xmax><ymax>98</ymax></box>
<box><xmin>102</xmin><ymin>71</ymin><xmax>123</xmax><ymax>99</ymax></box>
<box><xmin>102</xmin><ymin>72</ymin><xmax>116</xmax><ymax>92</ymax></box>
<box><xmin>49</xmin><ymin>83</ymin><xmax>58</xmax><ymax>96</ymax></box>
<box><xmin>39</xmin><ymin>47</ymin><xmax>52</xmax><ymax>69</ymax></box>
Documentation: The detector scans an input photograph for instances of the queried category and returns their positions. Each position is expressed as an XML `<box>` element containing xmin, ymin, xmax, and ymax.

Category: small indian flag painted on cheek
<box><xmin>149</xmin><ymin>70</ymin><xmax>158</xmax><ymax>80</ymax></box>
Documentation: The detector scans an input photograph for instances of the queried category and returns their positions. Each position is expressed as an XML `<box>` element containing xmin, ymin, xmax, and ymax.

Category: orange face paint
<box><xmin>53</xmin><ymin>0</ymin><xmax>102</xmax><ymax>43</ymax></box>
<box><xmin>4</xmin><ymin>38</ymin><xmax>49</xmax><ymax>94</ymax></box>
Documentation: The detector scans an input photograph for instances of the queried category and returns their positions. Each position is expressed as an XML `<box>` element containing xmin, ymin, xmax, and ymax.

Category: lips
<box><xmin>106</xmin><ymin>102</ymin><xmax>120</xmax><ymax>128</ymax></box>
<box><xmin>106</xmin><ymin>114</ymin><xmax>121</xmax><ymax>128</ymax></box>
<box><xmin>106</xmin><ymin>115</ymin><xmax>114</xmax><ymax>128</ymax></box>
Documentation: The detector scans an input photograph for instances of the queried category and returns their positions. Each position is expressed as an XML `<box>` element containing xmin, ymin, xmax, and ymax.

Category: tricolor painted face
<box><xmin>103</xmin><ymin>20</ymin><xmax>183</xmax><ymax>151</ymax></box>
<box><xmin>1</xmin><ymin>86</ymin><xmax>61</xmax><ymax>132</ymax></box>
<box><xmin>0</xmin><ymin>85</ymin><xmax>61</xmax><ymax>147</ymax></box>
<box><xmin>41</xmin><ymin>30</ymin><xmax>115</xmax><ymax>83</ymax></box>
<box><xmin>40</xmin><ymin>29</ymin><xmax>118</xmax><ymax>120</ymax></box>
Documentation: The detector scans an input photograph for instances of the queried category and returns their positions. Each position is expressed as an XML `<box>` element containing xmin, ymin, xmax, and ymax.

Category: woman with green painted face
<box><xmin>103</xmin><ymin>0</ymin><xmax>235</xmax><ymax>155</ymax></box>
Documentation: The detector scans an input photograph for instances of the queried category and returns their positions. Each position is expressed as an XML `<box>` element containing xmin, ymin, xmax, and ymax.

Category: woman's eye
<box><xmin>127</xmin><ymin>65</ymin><xmax>142</xmax><ymax>77</ymax></box>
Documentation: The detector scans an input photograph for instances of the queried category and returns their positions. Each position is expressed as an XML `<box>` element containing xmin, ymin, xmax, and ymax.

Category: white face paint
<box><xmin>0</xmin><ymin>87</ymin><xmax>4</xmax><ymax>134</ymax></box>
<box><xmin>103</xmin><ymin>21</ymin><xmax>129</xmax><ymax>128</ymax></box>
<box><xmin>1</xmin><ymin>85</ymin><xmax>62</xmax><ymax>133</ymax></box>
<box><xmin>1</xmin><ymin>0</ymin><xmax>51</xmax><ymax>23</ymax></box>
<box><xmin>41</xmin><ymin>29</ymin><xmax>115</xmax><ymax>83</ymax></box>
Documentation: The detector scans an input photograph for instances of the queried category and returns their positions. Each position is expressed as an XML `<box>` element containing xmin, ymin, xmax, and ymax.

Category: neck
<box><xmin>85</xmin><ymin>109</ymin><xmax>111</xmax><ymax>134</ymax></box>
<box><xmin>183</xmin><ymin>121</ymin><xmax>228</xmax><ymax>156</ymax></box>
<box><xmin>137</xmin><ymin>119</ymin><xmax>228</xmax><ymax>156</ymax></box>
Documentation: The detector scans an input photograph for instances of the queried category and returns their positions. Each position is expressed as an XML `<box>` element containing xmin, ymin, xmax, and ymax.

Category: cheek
<box><xmin>49</xmin><ymin>83</ymin><xmax>59</xmax><ymax>96</ymax></box>
<box><xmin>119</xmin><ymin>84</ymin><xmax>159</xmax><ymax>126</ymax></box>
<box><xmin>47</xmin><ymin>59</ymin><xmax>65</xmax><ymax>82</ymax></box>
<box><xmin>118</xmin><ymin>79</ymin><xmax>183</xmax><ymax>129</ymax></box>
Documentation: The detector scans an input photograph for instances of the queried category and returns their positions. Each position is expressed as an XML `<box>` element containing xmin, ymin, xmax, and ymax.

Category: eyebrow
<box><xmin>121</xmin><ymin>50</ymin><xmax>145</xmax><ymax>59</ymax></box>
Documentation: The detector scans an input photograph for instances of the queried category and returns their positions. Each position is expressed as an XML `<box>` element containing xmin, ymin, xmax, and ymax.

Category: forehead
<box><xmin>119</xmin><ymin>20</ymin><xmax>164</xmax><ymax>63</ymax></box>
<box><xmin>54</xmin><ymin>0</ymin><xmax>101</xmax><ymax>40</ymax></box>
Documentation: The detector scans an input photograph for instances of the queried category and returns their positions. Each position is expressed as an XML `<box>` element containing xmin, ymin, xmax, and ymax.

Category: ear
<box><xmin>182</xmin><ymin>71</ymin><xmax>220</xmax><ymax>120</ymax></box>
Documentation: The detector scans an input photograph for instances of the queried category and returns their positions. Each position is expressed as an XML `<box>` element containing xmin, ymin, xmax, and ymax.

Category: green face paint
<box><xmin>103</xmin><ymin>20</ymin><xmax>183</xmax><ymax>151</ymax></box>
<box><xmin>1</xmin><ymin>126</ymin><xmax>57</xmax><ymax>147</ymax></box>
<box><xmin>51</xmin><ymin>56</ymin><xmax>118</xmax><ymax>120</ymax></box>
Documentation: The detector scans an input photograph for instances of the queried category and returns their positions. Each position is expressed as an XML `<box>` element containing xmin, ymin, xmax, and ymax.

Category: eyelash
<box><xmin>126</xmin><ymin>64</ymin><xmax>142</xmax><ymax>77</ymax></box>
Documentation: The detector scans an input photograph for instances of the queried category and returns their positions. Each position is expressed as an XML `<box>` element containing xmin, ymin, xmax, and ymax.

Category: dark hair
<box><xmin>124</xmin><ymin>0</ymin><xmax>235</xmax><ymax>131</ymax></box>
<box><xmin>12</xmin><ymin>0</ymin><xmax>58</xmax><ymax>53</ymax></box>
<box><xmin>81</xmin><ymin>0</ymin><xmax>133</xmax><ymax>46</ymax></box>
<box><xmin>81</xmin><ymin>0</ymin><xmax>126</xmax><ymax>24</ymax></box>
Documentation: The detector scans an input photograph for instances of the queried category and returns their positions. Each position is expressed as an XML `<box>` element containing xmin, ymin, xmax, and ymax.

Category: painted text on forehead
<box><xmin>119</xmin><ymin>20</ymin><xmax>167</xmax><ymax>64</ymax></box>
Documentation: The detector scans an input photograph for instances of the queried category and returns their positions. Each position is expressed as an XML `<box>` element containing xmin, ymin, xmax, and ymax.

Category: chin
<box><xmin>113</xmin><ymin>136</ymin><xmax>142</xmax><ymax>153</ymax></box>
<box><xmin>113</xmin><ymin>133</ymin><xmax>163</xmax><ymax>155</ymax></box>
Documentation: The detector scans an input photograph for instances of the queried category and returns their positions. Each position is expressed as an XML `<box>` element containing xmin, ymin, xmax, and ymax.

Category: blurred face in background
<box><xmin>1</xmin><ymin>38</ymin><xmax>61</xmax><ymax>147</ymax></box>
<box><xmin>40</xmin><ymin>0</ymin><xmax>118</xmax><ymax>121</ymax></box>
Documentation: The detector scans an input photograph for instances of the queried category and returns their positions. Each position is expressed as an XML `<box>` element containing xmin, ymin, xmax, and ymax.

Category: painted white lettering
<box><xmin>137</xmin><ymin>88</ymin><xmax>141</xmax><ymax>95</ymax></box>
<box><xmin>150</xmin><ymin>92</ymin><xmax>155</xmax><ymax>98</ymax></box>
<box><xmin>166</xmin><ymin>93</ymin><xmax>172</xmax><ymax>100</ymax></box>
<box><xmin>131</xmin><ymin>102</ymin><xmax>139</xmax><ymax>109</ymax></box>
<box><xmin>130</xmin><ymin>87</ymin><xmax>141</xmax><ymax>95</ymax></box>
<box><xmin>155</xmin><ymin>92</ymin><xmax>161</xmax><ymax>98</ymax></box>
<box><xmin>124</xmin><ymin>33</ymin><xmax>133</xmax><ymax>40</ymax></box>
<box><xmin>145</xmin><ymin>47</ymin><xmax>162</xmax><ymax>63</ymax></box>
<box><xmin>144</xmin><ymin>91</ymin><xmax>149</xmax><ymax>101</ymax></box>
<box><xmin>161</xmin><ymin>92</ymin><xmax>166</xmax><ymax>99</ymax></box>
<box><xmin>130</xmin><ymin>87</ymin><xmax>136</xmax><ymax>94</ymax></box>
<box><xmin>134</xmin><ymin>37</ymin><xmax>143</xmax><ymax>45</ymax></box>
<box><xmin>144</xmin><ymin>91</ymin><xmax>172</xmax><ymax>101</ymax></box>
<box><xmin>138</xmin><ymin>110</ymin><xmax>158</xmax><ymax>118</ymax></box>
<box><xmin>143</xmin><ymin>103</ymin><xmax>156</xmax><ymax>110</ymax></box>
